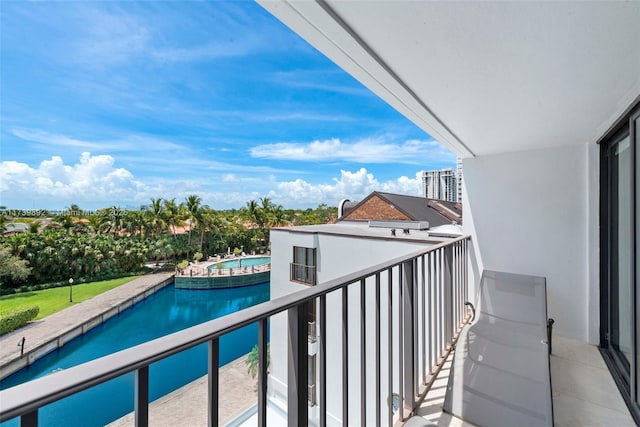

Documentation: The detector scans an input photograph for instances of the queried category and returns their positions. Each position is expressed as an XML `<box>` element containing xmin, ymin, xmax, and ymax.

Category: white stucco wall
<box><xmin>462</xmin><ymin>144</ymin><xmax>597</xmax><ymax>342</ymax></box>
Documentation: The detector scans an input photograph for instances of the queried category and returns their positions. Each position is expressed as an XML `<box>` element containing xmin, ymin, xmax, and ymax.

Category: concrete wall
<box><xmin>462</xmin><ymin>144</ymin><xmax>598</xmax><ymax>342</ymax></box>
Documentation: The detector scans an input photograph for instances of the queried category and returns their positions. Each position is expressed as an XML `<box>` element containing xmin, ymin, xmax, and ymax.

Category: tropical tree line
<box><xmin>0</xmin><ymin>198</ymin><xmax>337</xmax><ymax>291</ymax></box>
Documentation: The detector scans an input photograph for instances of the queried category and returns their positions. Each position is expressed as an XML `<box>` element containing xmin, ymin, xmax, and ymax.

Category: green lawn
<box><xmin>0</xmin><ymin>276</ymin><xmax>140</xmax><ymax>320</ymax></box>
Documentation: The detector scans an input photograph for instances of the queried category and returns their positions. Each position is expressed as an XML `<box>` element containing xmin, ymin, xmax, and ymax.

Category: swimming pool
<box><xmin>208</xmin><ymin>256</ymin><xmax>270</xmax><ymax>269</ymax></box>
<box><xmin>0</xmin><ymin>282</ymin><xmax>270</xmax><ymax>427</ymax></box>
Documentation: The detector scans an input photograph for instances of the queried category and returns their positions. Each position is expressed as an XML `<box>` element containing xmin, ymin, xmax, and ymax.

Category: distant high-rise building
<box><xmin>422</xmin><ymin>168</ymin><xmax>457</xmax><ymax>202</ymax></box>
<box><xmin>456</xmin><ymin>157</ymin><xmax>464</xmax><ymax>203</ymax></box>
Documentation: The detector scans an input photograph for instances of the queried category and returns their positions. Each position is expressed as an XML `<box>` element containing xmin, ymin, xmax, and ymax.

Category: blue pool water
<box><xmin>0</xmin><ymin>282</ymin><xmax>270</xmax><ymax>427</ymax></box>
<box><xmin>208</xmin><ymin>256</ymin><xmax>270</xmax><ymax>269</ymax></box>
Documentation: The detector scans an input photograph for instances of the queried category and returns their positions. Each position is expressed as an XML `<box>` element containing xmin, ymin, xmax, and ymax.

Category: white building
<box><xmin>456</xmin><ymin>157</ymin><xmax>463</xmax><ymax>204</ymax></box>
<box><xmin>421</xmin><ymin>168</ymin><xmax>457</xmax><ymax>202</ymax></box>
<box><xmin>269</xmin><ymin>220</ymin><xmax>463</xmax><ymax>426</ymax></box>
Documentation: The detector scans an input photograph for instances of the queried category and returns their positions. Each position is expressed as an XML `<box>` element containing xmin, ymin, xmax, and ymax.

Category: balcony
<box><xmin>2</xmin><ymin>235</ymin><xmax>630</xmax><ymax>426</ymax></box>
<box><xmin>290</xmin><ymin>263</ymin><xmax>317</xmax><ymax>286</ymax></box>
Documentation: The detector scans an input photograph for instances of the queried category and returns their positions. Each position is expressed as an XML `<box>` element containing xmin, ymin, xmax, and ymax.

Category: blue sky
<box><xmin>0</xmin><ymin>1</ymin><xmax>455</xmax><ymax>211</ymax></box>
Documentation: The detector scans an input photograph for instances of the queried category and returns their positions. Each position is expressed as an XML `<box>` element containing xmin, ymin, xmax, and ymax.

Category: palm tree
<box><xmin>271</xmin><ymin>205</ymin><xmax>286</xmax><ymax>227</ymax></box>
<box><xmin>259</xmin><ymin>197</ymin><xmax>273</xmax><ymax>228</ymax></box>
<box><xmin>98</xmin><ymin>206</ymin><xmax>125</xmax><ymax>237</ymax></box>
<box><xmin>246</xmin><ymin>343</ymin><xmax>270</xmax><ymax>379</ymax></box>
<box><xmin>185</xmin><ymin>194</ymin><xmax>202</xmax><ymax>259</ymax></box>
<box><xmin>163</xmin><ymin>198</ymin><xmax>181</xmax><ymax>240</ymax></box>
<box><xmin>123</xmin><ymin>210</ymin><xmax>145</xmax><ymax>240</ymax></box>
<box><xmin>245</xmin><ymin>200</ymin><xmax>259</xmax><ymax>229</ymax></box>
<box><xmin>146</xmin><ymin>198</ymin><xmax>167</xmax><ymax>238</ymax></box>
<box><xmin>259</xmin><ymin>197</ymin><xmax>278</xmax><ymax>248</ymax></box>
<box><xmin>198</xmin><ymin>208</ymin><xmax>217</xmax><ymax>253</ymax></box>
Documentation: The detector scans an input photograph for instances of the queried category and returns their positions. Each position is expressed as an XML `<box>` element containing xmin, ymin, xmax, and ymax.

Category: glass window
<box><xmin>635</xmin><ymin>112</ymin><xmax>640</xmax><ymax>404</ymax></box>
<box><xmin>291</xmin><ymin>246</ymin><xmax>316</xmax><ymax>285</ymax></box>
<box><xmin>609</xmin><ymin>134</ymin><xmax>633</xmax><ymax>368</ymax></box>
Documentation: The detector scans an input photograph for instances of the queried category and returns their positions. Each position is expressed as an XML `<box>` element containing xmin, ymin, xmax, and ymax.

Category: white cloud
<box><xmin>1</xmin><ymin>155</ymin><xmax>425</xmax><ymax>210</ymax></box>
<box><xmin>72</xmin><ymin>6</ymin><xmax>151</xmax><ymax>69</ymax></box>
<box><xmin>0</xmin><ymin>153</ymin><xmax>149</xmax><ymax>205</ymax></box>
<box><xmin>258</xmin><ymin>112</ymin><xmax>355</xmax><ymax>123</ymax></box>
<box><xmin>270</xmin><ymin>69</ymin><xmax>372</xmax><ymax>97</ymax></box>
<box><xmin>272</xmin><ymin>168</ymin><xmax>423</xmax><ymax>206</ymax></box>
<box><xmin>12</xmin><ymin>129</ymin><xmax>105</xmax><ymax>151</ymax></box>
<box><xmin>12</xmin><ymin>128</ymin><xmax>188</xmax><ymax>153</ymax></box>
<box><xmin>221</xmin><ymin>174</ymin><xmax>239</xmax><ymax>183</ymax></box>
<box><xmin>250</xmin><ymin>137</ymin><xmax>454</xmax><ymax>164</ymax></box>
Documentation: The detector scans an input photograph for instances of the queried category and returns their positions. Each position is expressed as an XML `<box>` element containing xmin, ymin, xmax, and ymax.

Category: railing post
<box><xmin>319</xmin><ymin>295</ymin><xmax>327</xmax><ymax>427</ymax></box>
<box><xmin>208</xmin><ymin>338</ymin><xmax>219</xmax><ymax>427</ymax></box>
<box><xmin>135</xmin><ymin>366</ymin><xmax>149</xmax><ymax>427</ymax></box>
<box><xmin>443</xmin><ymin>245</ymin><xmax>453</xmax><ymax>347</ymax></box>
<box><xmin>258</xmin><ymin>319</ymin><xmax>268</xmax><ymax>427</ymax></box>
<box><xmin>288</xmin><ymin>302</ymin><xmax>309</xmax><ymax>427</ymax></box>
<box><xmin>402</xmin><ymin>260</ymin><xmax>416</xmax><ymax>413</ymax></box>
<box><xmin>20</xmin><ymin>411</ymin><xmax>37</xmax><ymax>427</ymax></box>
<box><xmin>342</xmin><ymin>287</ymin><xmax>349</xmax><ymax>426</ymax></box>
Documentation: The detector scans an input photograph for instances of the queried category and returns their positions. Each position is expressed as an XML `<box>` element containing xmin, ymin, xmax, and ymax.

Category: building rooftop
<box><xmin>339</xmin><ymin>191</ymin><xmax>462</xmax><ymax>226</ymax></box>
<box><xmin>273</xmin><ymin>220</ymin><xmax>449</xmax><ymax>244</ymax></box>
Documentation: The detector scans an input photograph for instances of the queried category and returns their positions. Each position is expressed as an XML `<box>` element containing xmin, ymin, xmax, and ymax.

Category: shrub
<box><xmin>177</xmin><ymin>260</ymin><xmax>189</xmax><ymax>270</ymax></box>
<box><xmin>0</xmin><ymin>305</ymin><xmax>40</xmax><ymax>335</ymax></box>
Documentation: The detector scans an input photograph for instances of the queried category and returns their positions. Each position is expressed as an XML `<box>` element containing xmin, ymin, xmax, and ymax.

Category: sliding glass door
<box><xmin>635</xmin><ymin>109</ymin><xmax>640</xmax><ymax>407</ymax></box>
<box><xmin>601</xmin><ymin>102</ymin><xmax>639</xmax><ymax>418</ymax></box>
<box><xmin>607</xmin><ymin>131</ymin><xmax>633</xmax><ymax>373</ymax></box>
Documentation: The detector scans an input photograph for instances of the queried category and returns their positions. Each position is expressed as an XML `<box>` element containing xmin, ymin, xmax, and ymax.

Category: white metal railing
<box><xmin>0</xmin><ymin>236</ymin><xmax>470</xmax><ymax>427</ymax></box>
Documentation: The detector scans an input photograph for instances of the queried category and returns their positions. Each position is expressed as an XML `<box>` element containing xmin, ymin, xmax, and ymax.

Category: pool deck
<box><xmin>107</xmin><ymin>355</ymin><xmax>257</xmax><ymax>427</ymax></box>
<box><xmin>179</xmin><ymin>255</ymin><xmax>271</xmax><ymax>277</ymax></box>
<box><xmin>0</xmin><ymin>272</ymin><xmax>174</xmax><ymax>380</ymax></box>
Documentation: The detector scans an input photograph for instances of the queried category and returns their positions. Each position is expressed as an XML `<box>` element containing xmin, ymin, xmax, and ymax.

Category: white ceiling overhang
<box><xmin>258</xmin><ymin>1</ymin><xmax>640</xmax><ymax>158</ymax></box>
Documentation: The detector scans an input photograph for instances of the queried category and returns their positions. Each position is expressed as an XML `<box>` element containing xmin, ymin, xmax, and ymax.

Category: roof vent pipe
<box><xmin>338</xmin><ymin>199</ymin><xmax>350</xmax><ymax>218</ymax></box>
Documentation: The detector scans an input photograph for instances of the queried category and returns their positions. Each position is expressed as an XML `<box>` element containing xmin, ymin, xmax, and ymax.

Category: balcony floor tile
<box><xmin>412</xmin><ymin>336</ymin><xmax>635</xmax><ymax>427</ymax></box>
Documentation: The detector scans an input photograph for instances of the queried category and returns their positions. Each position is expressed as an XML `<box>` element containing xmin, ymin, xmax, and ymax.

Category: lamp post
<box><xmin>69</xmin><ymin>277</ymin><xmax>74</xmax><ymax>303</ymax></box>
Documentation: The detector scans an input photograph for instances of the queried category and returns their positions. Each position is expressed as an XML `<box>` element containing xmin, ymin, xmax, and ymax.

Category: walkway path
<box><xmin>0</xmin><ymin>273</ymin><xmax>174</xmax><ymax>380</ymax></box>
